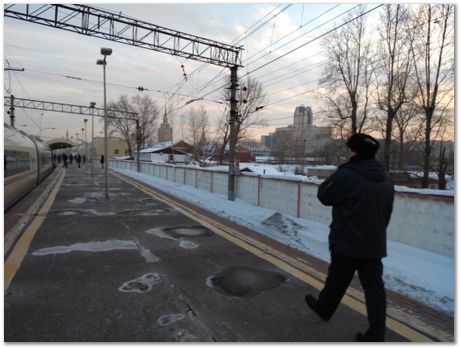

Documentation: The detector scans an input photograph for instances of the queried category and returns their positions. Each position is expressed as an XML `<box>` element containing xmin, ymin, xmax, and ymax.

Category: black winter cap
<box><xmin>346</xmin><ymin>133</ymin><xmax>380</xmax><ymax>156</ymax></box>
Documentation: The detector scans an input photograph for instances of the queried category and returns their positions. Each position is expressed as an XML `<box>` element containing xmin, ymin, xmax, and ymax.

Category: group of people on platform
<box><xmin>52</xmin><ymin>153</ymin><xmax>105</xmax><ymax>169</ymax></box>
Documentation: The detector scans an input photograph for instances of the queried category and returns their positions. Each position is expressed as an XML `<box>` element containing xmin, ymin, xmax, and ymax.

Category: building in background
<box><xmin>90</xmin><ymin>137</ymin><xmax>131</xmax><ymax>159</ymax></box>
<box><xmin>139</xmin><ymin>140</ymin><xmax>193</xmax><ymax>163</ymax></box>
<box><xmin>262</xmin><ymin>105</ymin><xmax>332</xmax><ymax>160</ymax></box>
<box><xmin>158</xmin><ymin>111</ymin><xmax>173</xmax><ymax>143</ymax></box>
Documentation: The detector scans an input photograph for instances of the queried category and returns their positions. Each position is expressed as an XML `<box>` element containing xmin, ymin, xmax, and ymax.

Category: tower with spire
<box><xmin>158</xmin><ymin>110</ymin><xmax>173</xmax><ymax>142</ymax></box>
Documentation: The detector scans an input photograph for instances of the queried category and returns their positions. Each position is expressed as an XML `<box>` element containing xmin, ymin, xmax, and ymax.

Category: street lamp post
<box><xmin>89</xmin><ymin>102</ymin><xmax>96</xmax><ymax>179</ymax></box>
<box><xmin>97</xmin><ymin>47</ymin><xmax>112</xmax><ymax>200</ymax></box>
<box><xmin>83</xmin><ymin>119</ymin><xmax>88</xmax><ymax>163</ymax></box>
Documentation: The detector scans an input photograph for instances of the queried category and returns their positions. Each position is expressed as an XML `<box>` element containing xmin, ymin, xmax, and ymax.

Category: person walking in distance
<box><xmin>62</xmin><ymin>153</ymin><xmax>68</xmax><ymax>168</ymax></box>
<box><xmin>76</xmin><ymin>153</ymin><xmax>82</xmax><ymax>168</ymax></box>
<box><xmin>305</xmin><ymin>133</ymin><xmax>394</xmax><ymax>342</ymax></box>
<box><xmin>100</xmin><ymin>154</ymin><xmax>105</xmax><ymax>169</ymax></box>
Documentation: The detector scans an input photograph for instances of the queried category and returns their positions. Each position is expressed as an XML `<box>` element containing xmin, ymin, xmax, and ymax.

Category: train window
<box><xmin>4</xmin><ymin>150</ymin><xmax>31</xmax><ymax>177</ymax></box>
<box><xmin>41</xmin><ymin>152</ymin><xmax>51</xmax><ymax>165</ymax></box>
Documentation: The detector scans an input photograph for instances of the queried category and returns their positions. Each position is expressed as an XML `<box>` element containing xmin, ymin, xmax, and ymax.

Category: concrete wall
<box><xmin>110</xmin><ymin>160</ymin><xmax>454</xmax><ymax>257</ymax></box>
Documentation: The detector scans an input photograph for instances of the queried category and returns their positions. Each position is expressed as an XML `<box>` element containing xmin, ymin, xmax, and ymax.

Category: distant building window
<box><xmin>114</xmin><ymin>149</ymin><xmax>119</xmax><ymax>155</ymax></box>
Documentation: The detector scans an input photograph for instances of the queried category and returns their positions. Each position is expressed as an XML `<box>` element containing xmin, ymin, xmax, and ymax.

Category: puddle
<box><xmin>207</xmin><ymin>267</ymin><xmax>288</xmax><ymax>297</ymax></box>
<box><xmin>160</xmin><ymin>226</ymin><xmax>213</xmax><ymax>238</ymax></box>
<box><xmin>32</xmin><ymin>240</ymin><xmax>138</xmax><ymax>256</ymax></box>
<box><xmin>119</xmin><ymin>273</ymin><xmax>162</xmax><ymax>293</ymax></box>
<box><xmin>158</xmin><ymin>314</ymin><xmax>186</xmax><ymax>327</ymax></box>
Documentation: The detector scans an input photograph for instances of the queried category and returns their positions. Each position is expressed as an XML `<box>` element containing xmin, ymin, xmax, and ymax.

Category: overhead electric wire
<box><xmin>246</xmin><ymin>4</ymin><xmax>345</xmax><ymax>66</ymax></box>
<box><xmin>164</xmin><ymin>4</ymin><xmax>292</xmax><ymax>103</ymax></box>
<box><xmin>241</xmin><ymin>4</ymin><xmax>384</xmax><ymax>79</ymax></box>
<box><xmin>194</xmin><ymin>4</ymin><xmax>347</xmax><ymax>98</ymax></box>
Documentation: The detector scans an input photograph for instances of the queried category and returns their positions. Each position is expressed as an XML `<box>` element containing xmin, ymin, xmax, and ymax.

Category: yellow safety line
<box><xmin>114</xmin><ymin>171</ymin><xmax>452</xmax><ymax>342</ymax></box>
<box><xmin>4</xmin><ymin>169</ymin><xmax>65</xmax><ymax>290</ymax></box>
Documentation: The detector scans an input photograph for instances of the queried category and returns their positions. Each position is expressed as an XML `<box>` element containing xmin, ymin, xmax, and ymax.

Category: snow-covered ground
<box><xmin>113</xmin><ymin>167</ymin><xmax>454</xmax><ymax>315</ymax></box>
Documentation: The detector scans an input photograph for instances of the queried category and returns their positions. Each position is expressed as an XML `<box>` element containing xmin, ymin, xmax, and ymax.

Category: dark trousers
<box><xmin>317</xmin><ymin>253</ymin><xmax>386</xmax><ymax>341</ymax></box>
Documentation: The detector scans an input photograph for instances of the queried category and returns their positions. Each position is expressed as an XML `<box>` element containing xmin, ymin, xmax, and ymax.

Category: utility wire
<box><xmin>164</xmin><ymin>4</ymin><xmax>292</xmax><ymax>104</ymax></box>
<box><xmin>241</xmin><ymin>5</ymin><xmax>384</xmax><ymax>79</ymax></box>
<box><xmin>194</xmin><ymin>4</ymin><xmax>344</xmax><ymax>97</ymax></box>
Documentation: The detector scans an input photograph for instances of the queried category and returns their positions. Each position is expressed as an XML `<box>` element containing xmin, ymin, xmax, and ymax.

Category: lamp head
<box><xmin>96</xmin><ymin>59</ymin><xmax>105</xmax><ymax>65</ymax></box>
<box><xmin>100</xmin><ymin>47</ymin><xmax>112</xmax><ymax>56</ymax></box>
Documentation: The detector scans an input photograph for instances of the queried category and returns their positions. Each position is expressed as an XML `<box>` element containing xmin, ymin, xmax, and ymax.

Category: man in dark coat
<box><xmin>305</xmin><ymin>133</ymin><xmax>394</xmax><ymax>342</ymax></box>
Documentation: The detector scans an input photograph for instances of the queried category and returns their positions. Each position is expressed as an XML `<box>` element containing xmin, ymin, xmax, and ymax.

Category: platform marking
<box><xmin>4</xmin><ymin>169</ymin><xmax>65</xmax><ymax>290</ymax></box>
<box><xmin>113</xmin><ymin>172</ymin><xmax>451</xmax><ymax>342</ymax></box>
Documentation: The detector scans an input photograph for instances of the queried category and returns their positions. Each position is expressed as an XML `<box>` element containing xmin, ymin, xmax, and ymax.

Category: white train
<box><xmin>4</xmin><ymin>123</ymin><xmax>54</xmax><ymax>210</ymax></box>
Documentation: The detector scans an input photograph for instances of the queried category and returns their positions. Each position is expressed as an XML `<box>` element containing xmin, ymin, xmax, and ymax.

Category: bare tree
<box><xmin>393</xmin><ymin>100</ymin><xmax>424</xmax><ymax>170</ymax></box>
<box><xmin>187</xmin><ymin>105</ymin><xmax>209</xmax><ymax>161</ymax></box>
<box><xmin>319</xmin><ymin>5</ymin><xmax>374</xmax><ymax>138</ymax></box>
<box><xmin>107</xmin><ymin>94</ymin><xmax>160</xmax><ymax>158</ymax></box>
<box><xmin>375</xmin><ymin>4</ymin><xmax>413</xmax><ymax>169</ymax></box>
<box><xmin>131</xmin><ymin>94</ymin><xmax>160</xmax><ymax>148</ymax></box>
<box><xmin>107</xmin><ymin>95</ymin><xmax>136</xmax><ymax>158</ymax></box>
<box><xmin>217</xmin><ymin>76</ymin><xmax>267</xmax><ymax>163</ymax></box>
<box><xmin>410</xmin><ymin>4</ymin><xmax>454</xmax><ymax>187</ymax></box>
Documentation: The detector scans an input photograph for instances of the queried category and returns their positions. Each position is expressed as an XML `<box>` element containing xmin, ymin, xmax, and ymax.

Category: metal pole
<box><xmin>103</xmin><ymin>61</ymin><xmax>109</xmax><ymax>200</ymax></box>
<box><xmin>136</xmin><ymin>119</ymin><xmax>140</xmax><ymax>173</ymax></box>
<box><xmin>84</xmin><ymin>119</ymin><xmax>88</xmax><ymax>162</ymax></box>
<box><xmin>90</xmin><ymin>103</ymin><xmax>95</xmax><ymax>179</ymax></box>
<box><xmin>227</xmin><ymin>66</ymin><xmax>238</xmax><ymax>201</ymax></box>
<box><xmin>9</xmin><ymin>95</ymin><xmax>15</xmax><ymax>128</ymax></box>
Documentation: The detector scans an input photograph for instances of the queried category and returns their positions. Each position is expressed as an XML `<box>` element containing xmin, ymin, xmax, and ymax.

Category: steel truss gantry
<box><xmin>4</xmin><ymin>96</ymin><xmax>137</xmax><ymax>119</ymax></box>
<box><xmin>3</xmin><ymin>4</ymin><xmax>242</xmax><ymax>68</ymax></box>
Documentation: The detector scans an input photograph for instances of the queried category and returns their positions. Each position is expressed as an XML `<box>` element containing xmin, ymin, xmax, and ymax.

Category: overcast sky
<box><xmin>3</xmin><ymin>2</ymin><xmax>387</xmax><ymax>143</ymax></box>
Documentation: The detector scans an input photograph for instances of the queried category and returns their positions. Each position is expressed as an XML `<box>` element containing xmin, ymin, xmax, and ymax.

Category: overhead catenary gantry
<box><xmin>3</xmin><ymin>4</ymin><xmax>242</xmax><ymax>68</ymax></box>
<box><xmin>4</xmin><ymin>3</ymin><xmax>244</xmax><ymax>200</ymax></box>
<box><xmin>4</xmin><ymin>95</ymin><xmax>142</xmax><ymax>173</ymax></box>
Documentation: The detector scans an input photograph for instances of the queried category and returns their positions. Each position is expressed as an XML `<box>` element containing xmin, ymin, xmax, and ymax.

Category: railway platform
<box><xmin>4</xmin><ymin>161</ymin><xmax>454</xmax><ymax>342</ymax></box>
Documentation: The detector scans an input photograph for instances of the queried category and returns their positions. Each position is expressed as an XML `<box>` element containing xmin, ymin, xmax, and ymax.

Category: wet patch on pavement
<box><xmin>206</xmin><ymin>267</ymin><xmax>288</xmax><ymax>297</ymax></box>
<box><xmin>118</xmin><ymin>273</ymin><xmax>162</xmax><ymax>293</ymax></box>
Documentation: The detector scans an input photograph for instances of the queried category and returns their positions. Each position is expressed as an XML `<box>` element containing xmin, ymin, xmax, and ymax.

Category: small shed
<box><xmin>139</xmin><ymin>140</ymin><xmax>193</xmax><ymax>163</ymax></box>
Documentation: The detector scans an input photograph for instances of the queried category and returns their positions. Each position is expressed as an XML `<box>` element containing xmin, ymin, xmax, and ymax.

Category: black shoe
<box><xmin>356</xmin><ymin>332</ymin><xmax>383</xmax><ymax>342</ymax></box>
<box><xmin>305</xmin><ymin>294</ymin><xmax>330</xmax><ymax>321</ymax></box>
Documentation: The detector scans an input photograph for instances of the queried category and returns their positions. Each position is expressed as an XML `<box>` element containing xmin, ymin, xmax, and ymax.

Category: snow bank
<box><xmin>113</xmin><ymin>168</ymin><xmax>454</xmax><ymax>315</ymax></box>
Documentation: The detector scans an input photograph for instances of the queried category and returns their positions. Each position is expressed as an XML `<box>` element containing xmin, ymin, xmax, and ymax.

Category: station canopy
<box><xmin>46</xmin><ymin>138</ymin><xmax>77</xmax><ymax>150</ymax></box>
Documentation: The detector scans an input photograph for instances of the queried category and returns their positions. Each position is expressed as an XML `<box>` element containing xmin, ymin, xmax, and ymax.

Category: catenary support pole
<box><xmin>9</xmin><ymin>95</ymin><xmax>15</xmax><ymax>128</ymax></box>
<box><xmin>227</xmin><ymin>66</ymin><xmax>238</xmax><ymax>201</ymax></box>
<box><xmin>136</xmin><ymin>119</ymin><xmax>140</xmax><ymax>172</ymax></box>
